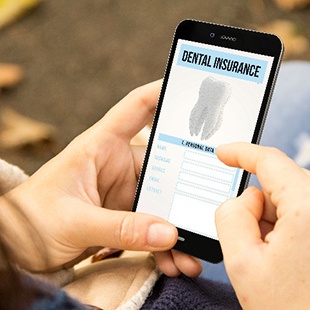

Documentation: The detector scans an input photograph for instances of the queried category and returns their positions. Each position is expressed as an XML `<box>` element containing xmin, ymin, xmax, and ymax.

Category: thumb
<box><xmin>215</xmin><ymin>187</ymin><xmax>264</xmax><ymax>261</ymax></box>
<box><xmin>80</xmin><ymin>208</ymin><xmax>178</xmax><ymax>252</ymax></box>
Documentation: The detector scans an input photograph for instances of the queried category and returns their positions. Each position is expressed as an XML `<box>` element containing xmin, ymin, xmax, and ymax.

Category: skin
<box><xmin>5</xmin><ymin>80</ymin><xmax>308</xmax><ymax>308</ymax></box>
<box><xmin>216</xmin><ymin>142</ymin><xmax>310</xmax><ymax>309</ymax></box>
<box><xmin>0</xmin><ymin>80</ymin><xmax>201</xmax><ymax>277</ymax></box>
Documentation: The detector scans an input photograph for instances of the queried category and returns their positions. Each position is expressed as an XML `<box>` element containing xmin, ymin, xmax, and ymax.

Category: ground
<box><xmin>0</xmin><ymin>0</ymin><xmax>310</xmax><ymax>174</ymax></box>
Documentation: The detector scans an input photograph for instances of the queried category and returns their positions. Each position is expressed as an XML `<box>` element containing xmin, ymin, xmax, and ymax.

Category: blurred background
<box><xmin>0</xmin><ymin>0</ymin><xmax>309</xmax><ymax>175</ymax></box>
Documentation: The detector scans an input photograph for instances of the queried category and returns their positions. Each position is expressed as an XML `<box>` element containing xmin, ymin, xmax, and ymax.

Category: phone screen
<box><xmin>133</xmin><ymin>20</ymin><xmax>282</xmax><ymax>262</ymax></box>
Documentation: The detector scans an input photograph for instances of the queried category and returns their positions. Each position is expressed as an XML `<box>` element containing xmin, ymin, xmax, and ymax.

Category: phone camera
<box><xmin>210</xmin><ymin>33</ymin><xmax>215</xmax><ymax>38</ymax></box>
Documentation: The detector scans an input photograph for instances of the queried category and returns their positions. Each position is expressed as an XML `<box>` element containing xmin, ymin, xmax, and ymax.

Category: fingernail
<box><xmin>147</xmin><ymin>223</ymin><xmax>176</xmax><ymax>248</ymax></box>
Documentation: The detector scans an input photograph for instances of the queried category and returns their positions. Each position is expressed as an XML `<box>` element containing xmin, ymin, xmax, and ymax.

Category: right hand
<box><xmin>216</xmin><ymin>142</ymin><xmax>310</xmax><ymax>310</ymax></box>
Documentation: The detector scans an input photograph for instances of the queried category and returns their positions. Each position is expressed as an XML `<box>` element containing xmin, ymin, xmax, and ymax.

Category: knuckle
<box><xmin>263</xmin><ymin>147</ymin><xmax>289</xmax><ymax>164</ymax></box>
<box><xmin>224</xmin><ymin>253</ymin><xmax>248</xmax><ymax>278</ymax></box>
<box><xmin>258</xmin><ymin>146</ymin><xmax>286</xmax><ymax>170</ymax></box>
<box><xmin>127</xmin><ymin>86</ymin><xmax>144</xmax><ymax>103</ymax></box>
<box><xmin>126</xmin><ymin>86</ymin><xmax>155</xmax><ymax>115</ymax></box>
<box><xmin>265</xmin><ymin>146</ymin><xmax>285</xmax><ymax>158</ymax></box>
<box><xmin>117</xmin><ymin>215</ymin><xmax>141</xmax><ymax>249</ymax></box>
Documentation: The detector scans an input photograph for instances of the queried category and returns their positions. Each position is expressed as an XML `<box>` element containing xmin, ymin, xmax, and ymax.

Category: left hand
<box><xmin>1</xmin><ymin>80</ymin><xmax>201</xmax><ymax>277</ymax></box>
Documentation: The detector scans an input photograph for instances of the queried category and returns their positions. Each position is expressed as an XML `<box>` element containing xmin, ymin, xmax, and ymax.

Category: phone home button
<box><xmin>178</xmin><ymin>236</ymin><xmax>185</xmax><ymax>242</ymax></box>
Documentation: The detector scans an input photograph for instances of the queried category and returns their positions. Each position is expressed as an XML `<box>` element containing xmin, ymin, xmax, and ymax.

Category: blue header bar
<box><xmin>158</xmin><ymin>133</ymin><xmax>215</xmax><ymax>154</ymax></box>
<box><xmin>177</xmin><ymin>43</ymin><xmax>268</xmax><ymax>83</ymax></box>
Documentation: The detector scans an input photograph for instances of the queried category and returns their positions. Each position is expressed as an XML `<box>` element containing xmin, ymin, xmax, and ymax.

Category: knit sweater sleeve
<box><xmin>141</xmin><ymin>274</ymin><xmax>241</xmax><ymax>310</ymax></box>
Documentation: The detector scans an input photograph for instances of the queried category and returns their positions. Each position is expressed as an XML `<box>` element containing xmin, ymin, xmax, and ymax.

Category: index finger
<box><xmin>216</xmin><ymin>142</ymin><xmax>308</xmax><ymax>205</ymax></box>
<box><xmin>100</xmin><ymin>80</ymin><xmax>162</xmax><ymax>140</ymax></box>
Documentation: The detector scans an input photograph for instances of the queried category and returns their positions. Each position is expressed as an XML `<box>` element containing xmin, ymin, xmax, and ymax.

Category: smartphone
<box><xmin>133</xmin><ymin>20</ymin><xmax>283</xmax><ymax>263</ymax></box>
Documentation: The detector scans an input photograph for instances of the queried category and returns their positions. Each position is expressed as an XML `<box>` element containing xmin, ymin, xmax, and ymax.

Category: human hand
<box><xmin>1</xmin><ymin>80</ymin><xmax>201</xmax><ymax>277</ymax></box>
<box><xmin>216</xmin><ymin>143</ymin><xmax>310</xmax><ymax>309</ymax></box>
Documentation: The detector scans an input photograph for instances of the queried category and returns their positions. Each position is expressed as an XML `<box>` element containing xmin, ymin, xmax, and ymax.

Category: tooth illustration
<box><xmin>189</xmin><ymin>76</ymin><xmax>232</xmax><ymax>140</ymax></box>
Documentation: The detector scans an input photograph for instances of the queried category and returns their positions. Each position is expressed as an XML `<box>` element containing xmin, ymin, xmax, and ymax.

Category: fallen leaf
<box><xmin>273</xmin><ymin>0</ymin><xmax>310</xmax><ymax>11</ymax></box>
<box><xmin>0</xmin><ymin>63</ymin><xmax>24</xmax><ymax>89</ymax></box>
<box><xmin>0</xmin><ymin>107</ymin><xmax>57</xmax><ymax>150</ymax></box>
<box><xmin>0</xmin><ymin>0</ymin><xmax>41</xmax><ymax>29</ymax></box>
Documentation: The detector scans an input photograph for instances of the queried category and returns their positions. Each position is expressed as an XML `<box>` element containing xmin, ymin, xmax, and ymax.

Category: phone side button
<box><xmin>178</xmin><ymin>236</ymin><xmax>185</xmax><ymax>242</ymax></box>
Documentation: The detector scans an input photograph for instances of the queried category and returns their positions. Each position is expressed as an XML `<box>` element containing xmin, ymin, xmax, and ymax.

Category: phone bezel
<box><xmin>133</xmin><ymin>20</ymin><xmax>283</xmax><ymax>263</ymax></box>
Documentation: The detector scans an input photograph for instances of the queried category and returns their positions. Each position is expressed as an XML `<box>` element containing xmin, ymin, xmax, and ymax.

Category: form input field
<box><xmin>176</xmin><ymin>182</ymin><xmax>228</xmax><ymax>203</ymax></box>
<box><xmin>184</xmin><ymin>150</ymin><xmax>233</xmax><ymax>171</ymax></box>
<box><xmin>181</xmin><ymin>161</ymin><xmax>234</xmax><ymax>183</ymax></box>
<box><xmin>179</xmin><ymin>171</ymin><xmax>230</xmax><ymax>193</ymax></box>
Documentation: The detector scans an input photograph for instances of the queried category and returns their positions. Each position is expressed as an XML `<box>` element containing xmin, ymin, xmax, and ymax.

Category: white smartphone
<box><xmin>133</xmin><ymin>20</ymin><xmax>283</xmax><ymax>263</ymax></box>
